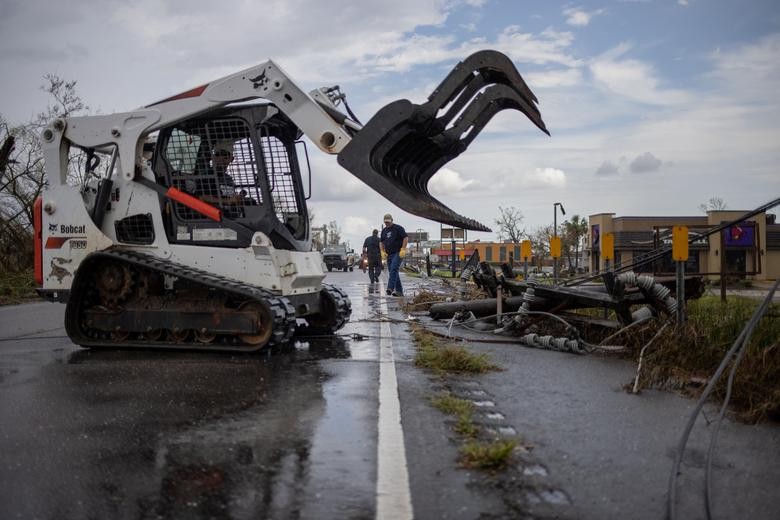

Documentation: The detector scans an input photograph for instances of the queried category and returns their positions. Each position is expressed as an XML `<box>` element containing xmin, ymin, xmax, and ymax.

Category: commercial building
<box><xmin>427</xmin><ymin>241</ymin><xmax>554</xmax><ymax>272</ymax></box>
<box><xmin>430</xmin><ymin>241</ymin><xmax>523</xmax><ymax>264</ymax></box>
<box><xmin>587</xmin><ymin>210</ymin><xmax>779</xmax><ymax>281</ymax></box>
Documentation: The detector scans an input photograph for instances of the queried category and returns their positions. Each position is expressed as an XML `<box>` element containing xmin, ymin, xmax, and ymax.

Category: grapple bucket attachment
<box><xmin>337</xmin><ymin>50</ymin><xmax>549</xmax><ymax>232</ymax></box>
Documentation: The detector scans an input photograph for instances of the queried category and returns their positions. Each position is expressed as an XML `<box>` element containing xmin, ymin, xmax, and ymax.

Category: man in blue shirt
<box><xmin>380</xmin><ymin>213</ymin><xmax>408</xmax><ymax>297</ymax></box>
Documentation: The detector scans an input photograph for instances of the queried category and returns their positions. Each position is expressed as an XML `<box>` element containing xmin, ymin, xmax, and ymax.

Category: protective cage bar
<box><xmin>259</xmin><ymin>127</ymin><xmax>303</xmax><ymax>226</ymax></box>
<box><xmin>164</xmin><ymin>118</ymin><xmax>263</xmax><ymax>222</ymax></box>
<box><xmin>337</xmin><ymin>49</ymin><xmax>549</xmax><ymax>232</ymax></box>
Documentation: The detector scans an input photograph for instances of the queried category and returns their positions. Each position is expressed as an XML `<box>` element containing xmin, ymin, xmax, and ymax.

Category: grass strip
<box><xmin>413</xmin><ymin>329</ymin><xmax>500</xmax><ymax>374</ymax></box>
<box><xmin>629</xmin><ymin>296</ymin><xmax>780</xmax><ymax>422</ymax></box>
<box><xmin>0</xmin><ymin>270</ymin><xmax>39</xmax><ymax>305</ymax></box>
<box><xmin>459</xmin><ymin>440</ymin><xmax>518</xmax><ymax>470</ymax></box>
<box><xmin>430</xmin><ymin>393</ymin><xmax>479</xmax><ymax>438</ymax></box>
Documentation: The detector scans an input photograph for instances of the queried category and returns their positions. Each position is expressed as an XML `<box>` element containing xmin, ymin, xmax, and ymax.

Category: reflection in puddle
<box><xmin>8</xmin><ymin>332</ymin><xmax>374</xmax><ymax>519</ymax></box>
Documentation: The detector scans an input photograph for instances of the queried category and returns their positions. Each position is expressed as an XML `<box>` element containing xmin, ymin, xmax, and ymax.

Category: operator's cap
<box><xmin>383</xmin><ymin>213</ymin><xmax>393</xmax><ymax>222</ymax></box>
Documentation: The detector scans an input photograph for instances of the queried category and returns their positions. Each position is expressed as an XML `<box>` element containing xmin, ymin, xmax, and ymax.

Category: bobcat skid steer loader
<box><xmin>34</xmin><ymin>50</ymin><xmax>548</xmax><ymax>352</ymax></box>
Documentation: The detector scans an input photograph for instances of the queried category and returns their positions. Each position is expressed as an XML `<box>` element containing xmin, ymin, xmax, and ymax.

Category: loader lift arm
<box><xmin>42</xmin><ymin>59</ymin><xmax>356</xmax><ymax>191</ymax></box>
<box><xmin>42</xmin><ymin>50</ymin><xmax>546</xmax><ymax>233</ymax></box>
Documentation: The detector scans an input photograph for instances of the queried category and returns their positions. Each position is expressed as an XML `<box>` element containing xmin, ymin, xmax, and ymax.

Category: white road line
<box><xmin>375</xmin><ymin>293</ymin><xmax>414</xmax><ymax>520</ymax></box>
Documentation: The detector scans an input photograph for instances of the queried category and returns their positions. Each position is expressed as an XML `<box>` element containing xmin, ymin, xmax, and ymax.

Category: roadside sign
<box><xmin>602</xmin><ymin>233</ymin><xmax>614</xmax><ymax>261</ymax></box>
<box><xmin>521</xmin><ymin>240</ymin><xmax>532</xmax><ymax>260</ymax></box>
<box><xmin>550</xmin><ymin>236</ymin><xmax>561</xmax><ymax>258</ymax></box>
<box><xmin>672</xmin><ymin>226</ymin><xmax>689</xmax><ymax>261</ymax></box>
<box><xmin>441</xmin><ymin>228</ymin><xmax>465</xmax><ymax>240</ymax></box>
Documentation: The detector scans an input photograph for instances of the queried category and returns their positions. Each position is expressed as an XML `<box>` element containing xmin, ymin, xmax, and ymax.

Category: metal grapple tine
<box><xmin>429</xmin><ymin>75</ymin><xmax>488</xmax><ymax>132</ymax></box>
<box><xmin>443</xmin><ymin>83</ymin><xmax>552</xmax><ymax>148</ymax></box>
<box><xmin>424</xmin><ymin>50</ymin><xmax>542</xmax><ymax>119</ymax></box>
<box><xmin>336</xmin><ymin>49</ymin><xmax>549</xmax><ymax>232</ymax></box>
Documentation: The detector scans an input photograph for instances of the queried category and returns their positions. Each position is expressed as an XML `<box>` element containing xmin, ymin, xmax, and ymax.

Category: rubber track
<box><xmin>322</xmin><ymin>284</ymin><xmax>352</xmax><ymax>332</ymax></box>
<box><xmin>65</xmin><ymin>249</ymin><xmax>297</xmax><ymax>352</ymax></box>
<box><xmin>295</xmin><ymin>284</ymin><xmax>352</xmax><ymax>336</ymax></box>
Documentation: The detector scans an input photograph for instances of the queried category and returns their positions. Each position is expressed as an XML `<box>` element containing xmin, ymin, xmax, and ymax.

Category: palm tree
<box><xmin>562</xmin><ymin>215</ymin><xmax>588</xmax><ymax>271</ymax></box>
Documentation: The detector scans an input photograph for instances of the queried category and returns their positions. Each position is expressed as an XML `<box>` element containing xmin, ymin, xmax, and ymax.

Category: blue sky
<box><xmin>1</xmin><ymin>0</ymin><xmax>778</xmax><ymax>249</ymax></box>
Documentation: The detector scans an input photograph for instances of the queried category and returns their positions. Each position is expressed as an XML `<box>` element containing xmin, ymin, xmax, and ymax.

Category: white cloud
<box><xmin>428</xmin><ymin>168</ymin><xmax>476</xmax><ymax>196</ymax></box>
<box><xmin>629</xmin><ymin>152</ymin><xmax>663</xmax><ymax>173</ymax></box>
<box><xmin>308</xmin><ymin>153</ymin><xmax>377</xmax><ymax>202</ymax></box>
<box><xmin>526</xmin><ymin>68</ymin><xmax>583</xmax><ymax>88</ymax></box>
<box><xmin>525</xmin><ymin>167</ymin><xmax>567</xmax><ymax>189</ymax></box>
<box><xmin>708</xmin><ymin>33</ymin><xmax>780</xmax><ymax>102</ymax></box>
<box><xmin>590</xmin><ymin>44</ymin><xmax>691</xmax><ymax>105</ymax></box>
<box><xmin>343</xmin><ymin>216</ymin><xmax>371</xmax><ymax>236</ymax></box>
<box><xmin>595</xmin><ymin>161</ymin><xmax>620</xmax><ymax>176</ymax></box>
<box><xmin>359</xmin><ymin>25</ymin><xmax>581</xmax><ymax>73</ymax></box>
<box><xmin>563</xmin><ymin>7</ymin><xmax>605</xmax><ymax>27</ymax></box>
<box><xmin>496</xmin><ymin>27</ymin><xmax>582</xmax><ymax>67</ymax></box>
<box><xmin>678</xmin><ymin>0</ymin><xmax>689</xmax><ymax>6</ymax></box>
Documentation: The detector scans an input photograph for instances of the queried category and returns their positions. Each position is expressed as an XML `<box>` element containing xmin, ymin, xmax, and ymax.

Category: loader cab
<box><xmin>152</xmin><ymin>104</ymin><xmax>310</xmax><ymax>251</ymax></box>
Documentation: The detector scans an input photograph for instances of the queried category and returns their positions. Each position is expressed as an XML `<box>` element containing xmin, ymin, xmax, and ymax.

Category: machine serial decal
<box><xmin>45</xmin><ymin>236</ymin><xmax>87</xmax><ymax>249</ymax></box>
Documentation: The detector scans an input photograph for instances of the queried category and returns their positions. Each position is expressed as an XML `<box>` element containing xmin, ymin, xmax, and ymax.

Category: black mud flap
<box><xmin>337</xmin><ymin>50</ymin><xmax>549</xmax><ymax>232</ymax></box>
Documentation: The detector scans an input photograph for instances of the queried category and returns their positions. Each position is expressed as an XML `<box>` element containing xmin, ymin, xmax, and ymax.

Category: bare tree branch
<box><xmin>493</xmin><ymin>206</ymin><xmax>526</xmax><ymax>243</ymax></box>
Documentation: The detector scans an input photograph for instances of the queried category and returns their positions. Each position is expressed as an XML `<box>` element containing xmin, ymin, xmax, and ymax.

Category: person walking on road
<box><xmin>380</xmin><ymin>214</ymin><xmax>408</xmax><ymax>297</ymax></box>
<box><xmin>362</xmin><ymin>229</ymin><xmax>382</xmax><ymax>283</ymax></box>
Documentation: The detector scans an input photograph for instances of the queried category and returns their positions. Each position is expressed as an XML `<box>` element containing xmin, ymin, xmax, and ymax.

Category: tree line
<box><xmin>1</xmin><ymin>75</ymin><xmax>88</xmax><ymax>274</ymax></box>
<box><xmin>494</xmin><ymin>205</ymin><xmax>588</xmax><ymax>271</ymax></box>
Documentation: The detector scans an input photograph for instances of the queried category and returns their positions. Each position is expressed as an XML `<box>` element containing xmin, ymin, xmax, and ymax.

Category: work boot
<box><xmin>386</xmin><ymin>289</ymin><xmax>392</xmax><ymax>296</ymax></box>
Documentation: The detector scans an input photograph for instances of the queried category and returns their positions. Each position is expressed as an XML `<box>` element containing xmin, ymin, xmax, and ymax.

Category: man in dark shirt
<box><xmin>362</xmin><ymin>229</ymin><xmax>382</xmax><ymax>283</ymax></box>
<box><xmin>380</xmin><ymin>213</ymin><xmax>408</xmax><ymax>297</ymax></box>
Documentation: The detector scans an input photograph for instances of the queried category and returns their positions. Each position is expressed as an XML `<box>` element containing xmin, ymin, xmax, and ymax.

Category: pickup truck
<box><xmin>322</xmin><ymin>244</ymin><xmax>356</xmax><ymax>272</ymax></box>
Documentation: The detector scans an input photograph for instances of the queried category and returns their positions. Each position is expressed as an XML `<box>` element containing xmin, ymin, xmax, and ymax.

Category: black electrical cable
<box><xmin>704</xmin><ymin>278</ymin><xmax>779</xmax><ymax>520</ymax></box>
<box><xmin>341</xmin><ymin>98</ymin><xmax>363</xmax><ymax>126</ymax></box>
<box><xmin>666</xmin><ymin>278</ymin><xmax>779</xmax><ymax>520</ymax></box>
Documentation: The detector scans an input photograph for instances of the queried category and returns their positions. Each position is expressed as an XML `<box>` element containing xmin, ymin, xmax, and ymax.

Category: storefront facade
<box><xmin>587</xmin><ymin>211</ymin><xmax>779</xmax><ymax>280</ymax></box>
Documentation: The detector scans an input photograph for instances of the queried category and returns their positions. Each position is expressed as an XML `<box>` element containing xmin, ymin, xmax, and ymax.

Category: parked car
<box><xmin>322</xmin><ymin>244</ymin><xmax>356</xmax><ymax>272</ymax></box>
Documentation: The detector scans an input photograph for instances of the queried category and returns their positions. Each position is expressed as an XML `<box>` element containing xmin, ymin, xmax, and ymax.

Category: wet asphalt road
<box><xmin>1</xmin><ymin>274</ymin><xmax>385</xmax><ymax>520</ymax></box>
<box><xmin>2</xmin><ymin>272</ymin><xmax>779</xmax><ymax>520</ymax></box>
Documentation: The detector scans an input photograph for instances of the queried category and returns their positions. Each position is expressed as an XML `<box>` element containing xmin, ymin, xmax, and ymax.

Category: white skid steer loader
<box><xmin>34</xmin><ymin>50</ymin><xmax>548</xmax><ymax>351</ymax></box>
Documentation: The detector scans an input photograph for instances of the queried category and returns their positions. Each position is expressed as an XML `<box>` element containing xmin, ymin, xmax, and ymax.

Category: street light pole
<box><xmin>553</xmin><ymin>202</ymin><xmax>566</xmax><ymax>281</ymax></box>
